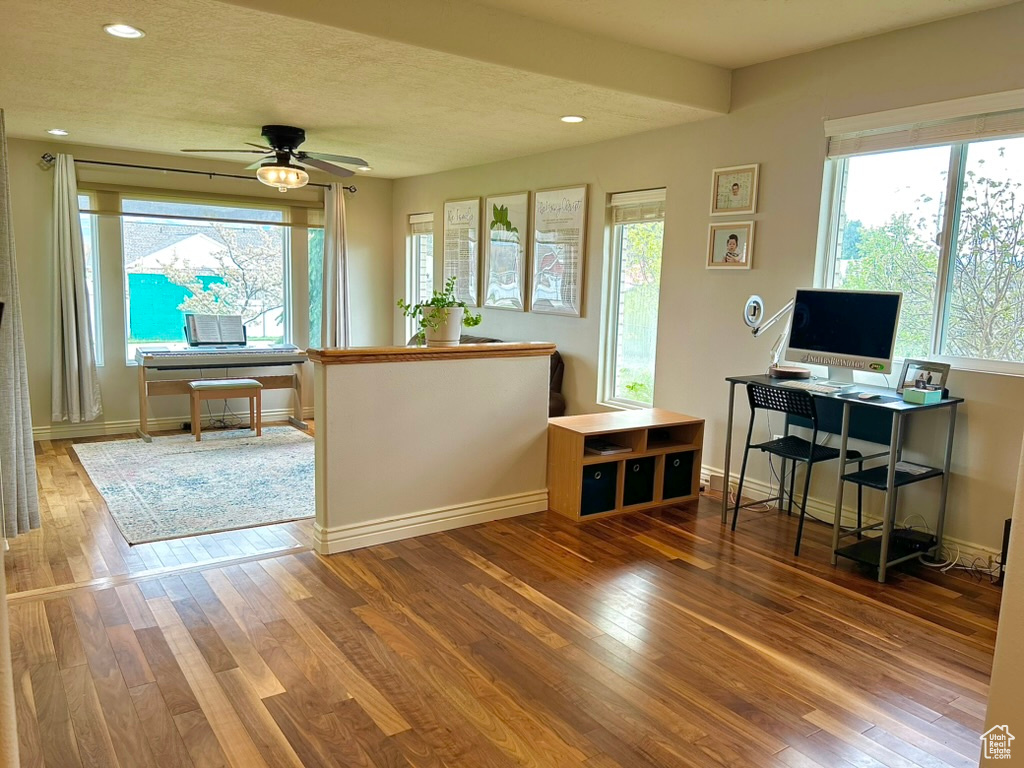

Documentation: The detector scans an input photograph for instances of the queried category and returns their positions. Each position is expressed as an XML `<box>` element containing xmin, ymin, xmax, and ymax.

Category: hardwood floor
<box><xmin>4</xmin><ymin>432</ymin><xmax>998</xmax><ymax>767</ymax></box>
<box><xmin>4</xmin><ymin>430</ymin><xmax>313</xmax><ymax>598</ymax></box>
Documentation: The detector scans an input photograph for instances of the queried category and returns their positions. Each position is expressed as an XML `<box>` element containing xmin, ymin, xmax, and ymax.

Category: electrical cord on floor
<box><xmin>195</xmin><ymin>368</ymin><xmax>243</xmax><ymax>431</ymax></box>
<box><xmin>921</xmin><ymin>543</ymin><xmax>1001</xmax><ymax>581</ymax></box>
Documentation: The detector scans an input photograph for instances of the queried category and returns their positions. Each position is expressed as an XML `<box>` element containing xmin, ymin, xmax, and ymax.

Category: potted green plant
<box><xmin>398</xmin><ymin>276</ymin><xmax>483</xmax><ymax>347</ymax></box>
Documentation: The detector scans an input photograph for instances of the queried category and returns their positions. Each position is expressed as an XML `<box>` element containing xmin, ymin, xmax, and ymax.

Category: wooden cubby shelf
<box><xmin>547</xmin><ymin>408</ymin><xmax>705</xmax><ymax>521</ymax></box>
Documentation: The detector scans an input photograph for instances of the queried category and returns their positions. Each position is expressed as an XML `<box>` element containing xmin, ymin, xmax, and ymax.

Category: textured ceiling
<box><xmin>470</xmin><ymin>0</ymin><xmax>1018</xmax><ymax>69</ymax></box>
<box><xmin>0</xmin><ymin>0</ymin><xmax>721</xmax><ymax>178</ymax></box>
<box><xmin>0</xmin><ymin>0</ymin><xmax>1015</xmax><ymax>178</ymax></box>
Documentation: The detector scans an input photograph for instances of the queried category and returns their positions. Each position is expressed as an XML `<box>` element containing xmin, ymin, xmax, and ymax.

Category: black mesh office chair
<box><xmin>731</xmin><ymin>383</ymin><xmax>862</xmax><ymax>556</ymax></box>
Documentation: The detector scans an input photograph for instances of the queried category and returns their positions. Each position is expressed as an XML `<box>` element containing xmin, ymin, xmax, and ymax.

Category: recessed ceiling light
<box><xmin>46</xmin><ymin>128</ymin><xmax>69</xmax><ymax>136</ymax></box>
<box><xmin>103</xmin><ymin>23</ymin><xmax>145</xmax><ymax>39</ymax></box>
<box><xmin>357</xmin><ymin>165</ymin><xmax>372</xmax><ymax>172</ymax></box>
<box><xmin>560</xmin><ymin>115</ymin><xmax>585</xmax><ymax>123</ymax></box>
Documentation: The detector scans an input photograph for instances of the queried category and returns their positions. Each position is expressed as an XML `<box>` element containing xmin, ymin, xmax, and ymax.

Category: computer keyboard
<box><xmin>778</xmin><ymin>380</ymin><xmax>840</xmax><ymax>394</ymax></box>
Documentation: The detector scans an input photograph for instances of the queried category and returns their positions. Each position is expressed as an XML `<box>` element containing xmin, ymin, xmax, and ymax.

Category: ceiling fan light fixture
<box><xmin>256</xmin><ymin>163</ymin><xmax>309</xmax><ymax>192</ymax></box>
<box><xmin>357</xmin><ymin>165</ymin><xmax>372</xmax><ymax>172</ymax></box>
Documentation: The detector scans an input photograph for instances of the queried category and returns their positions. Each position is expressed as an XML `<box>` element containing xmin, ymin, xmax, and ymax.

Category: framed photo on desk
<box><xmin>896</xmin><ymin>359</ymin><xmax>950</xmax><ymax>394</ymax></box>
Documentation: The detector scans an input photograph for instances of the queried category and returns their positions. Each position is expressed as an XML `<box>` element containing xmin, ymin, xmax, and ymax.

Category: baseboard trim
<box><xmin>702</xmin><ymin>462</ymin><xmax>999</xmax><ymax>562</ymax></box>
<box><xmin>313</xmin><ymin>489</ymin><xmax>549</xmax><ymax>554</ymax></box>
<box><xmin>34</xmin><ymin>406</ymin><xmax>315</xmax><ymax>442</ymax></box>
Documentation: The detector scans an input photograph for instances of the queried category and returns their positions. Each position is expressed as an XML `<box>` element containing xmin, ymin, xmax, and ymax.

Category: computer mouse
<box><xmin>857</xmin><ymin>392</ymin><xmax>881</xmax><ymax>400</ymax></box>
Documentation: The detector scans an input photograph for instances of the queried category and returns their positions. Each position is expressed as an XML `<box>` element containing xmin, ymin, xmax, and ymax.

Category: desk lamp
<box><xmin>742</xmin><ymin>295</ymin><xmax>810</xmax><ymax>379</ymax></box>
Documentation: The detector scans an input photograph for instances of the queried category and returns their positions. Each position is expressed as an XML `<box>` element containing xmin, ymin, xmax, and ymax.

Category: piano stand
<box><xmin>137</xmin><ymin>364</ymin><xmax>306</xmax><ymax>442</ymax></box>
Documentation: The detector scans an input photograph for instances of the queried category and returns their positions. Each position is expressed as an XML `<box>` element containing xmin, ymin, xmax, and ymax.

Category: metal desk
<box><xmin>721</xmin><ymin>374</ymin><xmax>962</xmax><ymax>582</ymax></box>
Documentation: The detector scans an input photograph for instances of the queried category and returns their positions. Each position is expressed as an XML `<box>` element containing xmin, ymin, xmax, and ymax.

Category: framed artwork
<box><xmin>530</xmin><ymin>185</ymin><xmax>587</xmax><ymax>316</ymax></box>
<box><xmin>896</xmin><ymin>359</ymin><xmax>951</xmax><ymax>394</ymax></box>
<box><xmin>442</xmin><ymin>198</ymin><xmax>480</xmax><ymax>306</ymax></box>
<box><xmin>483</xmin><ymin>191</ymin><xmax>529</xmax><ymax>310</ymax></box>
<box><xmin>707</xmin><ymin>221</ymin><xmax>754</xmax><ymax>269</ymax></box>
<box><xmin>710</xmin><ymin>164</ymin><xmax>759</xmax><ymax>215</ymax></box>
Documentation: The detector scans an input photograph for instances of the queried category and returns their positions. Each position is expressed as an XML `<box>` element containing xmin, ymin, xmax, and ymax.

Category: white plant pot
<box><xmin>423</xmin><ymin>307</ymin><xmax>463</xmax><ymax>347</ymax></box>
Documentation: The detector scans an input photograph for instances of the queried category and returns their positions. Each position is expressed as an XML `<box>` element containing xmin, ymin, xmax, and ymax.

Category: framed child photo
<box><xmin>707</xmin><ymin>221</ymin><xmax>754</xmax><ymax>269</ymax></box>
<box><xmin>710</xmin><ymin>163</ymin><xmax>759</xmax><ymax>215</ymax></box>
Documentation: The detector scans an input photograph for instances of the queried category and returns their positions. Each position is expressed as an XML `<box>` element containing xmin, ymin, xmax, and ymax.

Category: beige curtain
<box><xmin>0</xmin><ymin>108</ymin><xmax>39</xmax><ymax>538</ymax></box>
<box><xmin>320</xmin><ymin>183</ymin><xmax>350</xmax><ymax>348</ymax></box>
<box><xmin>51</xmin><ymin>153</ymin><xmax>102</xmax><ymax>423</ymax></box>
<box><xmin>0</xmin><ymin>544</ymin><xmax>17</xmax><ymax>768</ymax></box>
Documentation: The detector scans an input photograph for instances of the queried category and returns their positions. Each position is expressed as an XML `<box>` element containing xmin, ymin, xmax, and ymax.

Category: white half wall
<box><xmin>312</xmin><ymin>347</ymin><xmax>551</xmax><ymax>553</ymax></box>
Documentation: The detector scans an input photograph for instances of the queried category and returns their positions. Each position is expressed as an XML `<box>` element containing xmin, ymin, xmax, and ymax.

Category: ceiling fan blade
<box><xmin>245</xmin><ymin>142</ymin><xmax>272</xmax><ymax>151</ymax></box>
<box><xmin>180</xmin><ymin>148</ymin><xmax>269</xmax><ymax>154</ymax></box>
<box><xmin>302</xmin><ymin>151</ymin><xmax>368</xmax><ymax>166</ymax></box>
<box><xmin>301</xmin><ymin>156</ymin><xmax>355</xmax><ymax>178</ymax></box>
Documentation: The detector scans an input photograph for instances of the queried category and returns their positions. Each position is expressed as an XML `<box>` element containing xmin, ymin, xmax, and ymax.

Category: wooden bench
<box><xmin>188</xmin><ymin>378</ymin><xmax>263</xmax><ymax>441</ymax></box>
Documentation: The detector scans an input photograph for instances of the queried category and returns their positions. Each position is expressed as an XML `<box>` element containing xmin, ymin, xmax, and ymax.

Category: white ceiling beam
<box><xmin>215</xmin><ymin>0</ymin><xmax>732</xmax><ymax>113</ymax></box>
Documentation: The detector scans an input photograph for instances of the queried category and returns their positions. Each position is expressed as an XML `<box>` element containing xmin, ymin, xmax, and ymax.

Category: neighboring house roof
<box><xmin>128</xmin><ymin>233</ymin><xmax>227</xmax><ymax>274</ymax></box>
<box><xmin>122</xmin><ymin>221</ymin><xmax>208</xmax><ymax>267</ymax></box>
<box><xmin>122</xmin><ymin>219</ymin><xmax>279</xmax><ymax>268</ymax></box>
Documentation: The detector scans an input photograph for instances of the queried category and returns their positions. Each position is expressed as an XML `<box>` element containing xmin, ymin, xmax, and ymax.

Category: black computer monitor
<box><xmin>785</xmin><ymin>288</ymin><xmax>902</xmax><ymax>376</ymax></box>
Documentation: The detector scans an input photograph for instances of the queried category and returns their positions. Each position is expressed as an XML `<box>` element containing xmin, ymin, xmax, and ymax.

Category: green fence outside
<box><xmin>127</xmin><ymin>273</ymin><xmax>223</xmax><ymax>342</ymax></box>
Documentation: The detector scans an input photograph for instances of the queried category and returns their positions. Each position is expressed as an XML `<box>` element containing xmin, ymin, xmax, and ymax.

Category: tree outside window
<box><xmin>828</xmin><ymin>137</ymin><xmax>1024</xmax><ymax>368</ymax></box>
<box><xmin>609</xmin><ymin>218</ymin><xmax>664</xmax><ymax>405</ymax></box>
<box><xmin>120</xmin><ymin>199</ymin><xmax>287</xmax><ymax>359</ymax></box>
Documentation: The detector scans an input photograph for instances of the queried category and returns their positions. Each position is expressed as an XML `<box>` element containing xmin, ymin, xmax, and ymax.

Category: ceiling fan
<box><xmin>181</xmin><ymin>125</ymin><xmax>368</xmax><ymax>192</ymax></box>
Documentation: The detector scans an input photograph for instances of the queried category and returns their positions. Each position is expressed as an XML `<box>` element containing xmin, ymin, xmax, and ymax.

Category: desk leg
<box><xmin>931</xmin><ymin>403</ymin><xmax>958</xmax><ymax>559</ymax></box>
<box><xmin>722</xmin><ymin>381</ymin><xmax>738</xmax><ymax>524</ymax></box>
<box><xmin>136</xmin><ymin>365</ymin><xmax>152</xmax><ymax>442</ymax></box>
<box><xmin>877</xmin><ymin>413</ymin><xmax>904</xmax><ymax>583</ymax></box>
<box><xmin>287</xmin><ymin>364</ymin><xmax>309</xmax><ymax>430</ymax></box>
<box><xmin>830</xmin><ymin>402</ymin><xmax>851</xmax><ymax>565</ymax></box>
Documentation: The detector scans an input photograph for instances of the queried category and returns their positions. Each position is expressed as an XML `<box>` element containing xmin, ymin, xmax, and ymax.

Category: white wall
<box><xmin>392</xmin><ymin>2</ymin><xmax>1024</xmax><ymax>554</ymax></box>
<box><xmin>312</xmin><ymin>350</ymin><xmax>550</xmax><ymax>553</ymax></box>
<box><xmin>7</xmin><ymin>138</ymin><xmax>394</xmax><ymax>440</ymax></box>
<box><xmin>983</xmin><ymin>435</ymin><xmax>1024</xmax><ymax>762</ymax></box>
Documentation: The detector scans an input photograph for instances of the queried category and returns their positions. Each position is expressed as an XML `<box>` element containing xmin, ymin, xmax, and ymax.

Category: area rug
<box><xmin>71</xmin><ymin>427</ymin><xmax>314</xmax><ymax>544</ymax></box>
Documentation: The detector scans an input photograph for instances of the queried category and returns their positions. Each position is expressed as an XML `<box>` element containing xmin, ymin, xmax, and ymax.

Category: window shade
<box><xmin>610</xmin><ymin>188</ymin><xmax>666</xmax><ymax>224</ymax></box>
<box><xmin>827</xmin><ymin>108</ymin><xmax>1024</xmax><ymax>158</ymax></box>
<box><xmin>409</xmin><ymin>212</ymin><xmax>433</xmax><ymax>234</ymax></box>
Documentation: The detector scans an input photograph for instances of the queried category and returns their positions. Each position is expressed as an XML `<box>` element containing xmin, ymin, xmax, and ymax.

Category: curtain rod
<box><xmin>39</xmin><ymin>153</ymin><xmax>356</xmax><ymax>193</ymax></box>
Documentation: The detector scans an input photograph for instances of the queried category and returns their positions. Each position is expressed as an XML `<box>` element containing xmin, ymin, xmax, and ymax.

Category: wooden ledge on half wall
<box><xmin>306</xmin><ymin>342</ymin><xmax>556</xmax><ymax>365</ymax></box>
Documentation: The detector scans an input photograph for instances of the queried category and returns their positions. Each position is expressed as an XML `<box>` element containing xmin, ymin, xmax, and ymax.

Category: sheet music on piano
<box><xmin>185</xmin><ymin>314</ymin><xmax>246</xmax><ymax>346</ymax></box>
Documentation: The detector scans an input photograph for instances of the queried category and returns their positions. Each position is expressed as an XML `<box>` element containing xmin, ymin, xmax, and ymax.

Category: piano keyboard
<box><xmin>135</xmin><ymin>345</ymin><xmax>308</xmax><ymax>369</ymax></box>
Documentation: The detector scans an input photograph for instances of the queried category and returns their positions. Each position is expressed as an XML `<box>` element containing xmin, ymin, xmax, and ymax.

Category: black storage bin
<box><xmin>581</xmin><ymin>462</ymin><xmax>618</xmax><ymax>516</ymax></box>
<box><xmin>623</xmin><ymin>456</ymin><xmax>656</xmax><ymax>507</ymax></box>
<box><xmin>663</xmin><ymin>451</ymin><xmax>694</xmax><ymax>499</ymax></box>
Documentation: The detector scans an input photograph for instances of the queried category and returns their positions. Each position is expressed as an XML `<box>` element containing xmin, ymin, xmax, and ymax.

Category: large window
<box><xmin>78</xmin><ymin>193</ymin><xmax>103</xmax><ymax>365</ymax></box>
<box><xmin>824</xmin><ymin>127</ymin><xmax>1024</xmax><ymax>371</ymax></box>
<box><xmin>308</xmin><ymin>209</ymin><xmax>325</xmax><ymax>347</ymax></box>
<box><xmin>407</xmin><ymin>213</ymin><xmax>435</xmax><ymax>340</ymax></box>
<box><xmin>601</xmin><ymin>190</ymin><xmax>665</xmax><ymax>406</ymax></box>
<box><xmin>119</xmin><ymin>198</ymin><xmax>289</xmax><ymax>360</ymax></box>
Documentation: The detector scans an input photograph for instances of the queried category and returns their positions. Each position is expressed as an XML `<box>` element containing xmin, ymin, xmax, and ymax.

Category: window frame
<box><xmin>77</xmin><ymin>191</ymin><xmax>104</xmax><ymax>367</ymax></box>
<box><xmin>821</xmin><ymin>138</ymin><xmax>1024</xmax><ymax>377</ymax></box>
<box><xmin>112</xmin><ymin>193</ymin><xmax>294</xmax><ymax>364</ymax></box>
<box><xmin>599</xmin><ymin>191</ymin><xmax>666</xmax><ymax>409</ymax></box>
<box><xmin>406</xmin><ymin>214</ymin><xmax>435</xmax><ymax>342</ymax></box>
